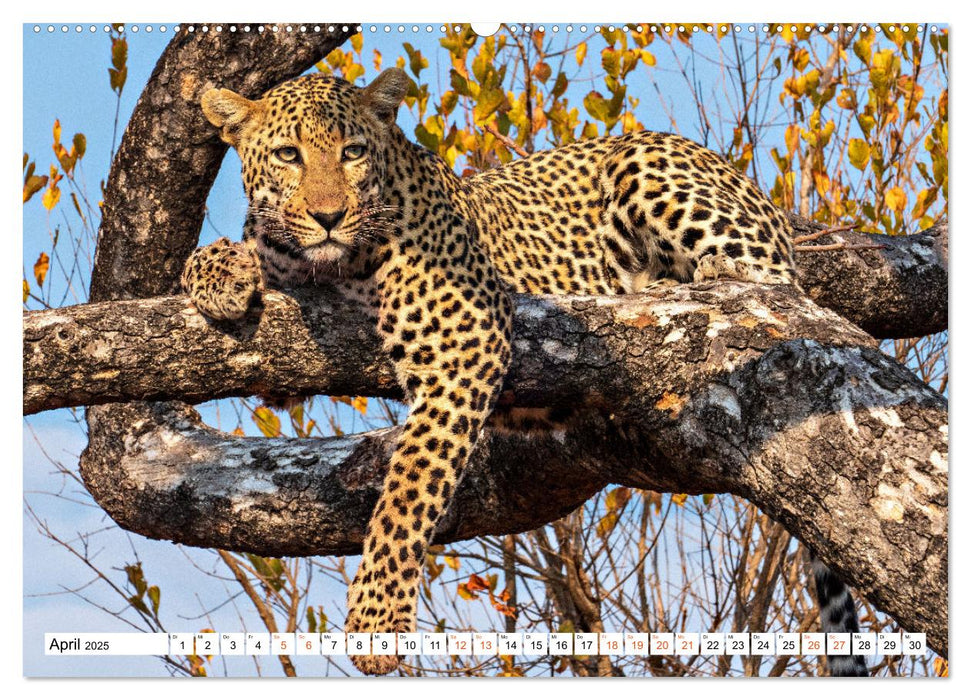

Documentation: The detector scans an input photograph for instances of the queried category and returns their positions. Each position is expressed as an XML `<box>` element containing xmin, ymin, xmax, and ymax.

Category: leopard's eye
<box><xmin>274</xmin><ymin>146</ymin><xmax>301</xmax><ymax>164</ymax></box>
<box><xmin>342</xmin><ymin>144</ymin><xmax>367</xmax><ymax>161</ymax></box>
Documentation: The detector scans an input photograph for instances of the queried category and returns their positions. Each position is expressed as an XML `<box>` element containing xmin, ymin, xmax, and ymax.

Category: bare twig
<box><xmin>792</xmin><ymin>224</ymin><xmax>859</xmax><ymax>245</ymax></box>
<box><xmin>484</xmin><ymin>123</ymin><xmax>531</xmax><ymax>158</ymax></box>
<box><xmin>795</xmin><ymin>243</ymin><xmax>887</xmax><ymax>253</ymax></box>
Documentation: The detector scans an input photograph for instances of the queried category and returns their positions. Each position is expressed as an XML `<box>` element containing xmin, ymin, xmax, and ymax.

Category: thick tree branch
<box><xmin>71</xmin><ymin>283</ymin><xmax>948</xmax><ymax>656</ymax></box>
<box><xmin>790</xmin><ymin>214</ymin><xmax>948</xmax><ymax>340</ymax></box>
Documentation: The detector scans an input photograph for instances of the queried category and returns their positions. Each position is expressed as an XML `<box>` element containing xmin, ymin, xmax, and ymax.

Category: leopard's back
<box><xmin>464</xmin><ymin>131</ymin><xmax>796</xmax><ymax>296</ymax></box>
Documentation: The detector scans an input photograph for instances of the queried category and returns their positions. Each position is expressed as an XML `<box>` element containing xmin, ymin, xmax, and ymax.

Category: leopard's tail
<box><xmin>811</xmin><ymin>555</ymin><xmax>869</xmax><ymax>677</ymax></box>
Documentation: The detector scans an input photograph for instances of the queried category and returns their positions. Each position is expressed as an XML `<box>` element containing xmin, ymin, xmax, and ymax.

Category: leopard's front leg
<box><xmin>345</xmin><ymin>283</ymin><xmax>513</xmax><ymax>675</ymax></box>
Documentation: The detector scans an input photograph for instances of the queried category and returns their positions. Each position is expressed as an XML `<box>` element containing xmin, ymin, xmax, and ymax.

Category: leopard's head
<box><xmin>202</xmin><ymin>69</ymin><xmax>409</xmax><ymax>267</ymax></box>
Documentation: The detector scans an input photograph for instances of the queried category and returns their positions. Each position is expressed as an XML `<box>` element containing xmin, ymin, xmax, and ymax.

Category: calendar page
<box><xmin>22</xmin><ymin>14</ymin><xmax>949</xmax><ymax>680</ymax></box>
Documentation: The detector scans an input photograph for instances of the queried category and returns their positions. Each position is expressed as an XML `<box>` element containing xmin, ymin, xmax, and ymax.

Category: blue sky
<box><xmin>21</xmin><ymin>21</ymin><xmax>949</xmax><ymax>679</ymax></box>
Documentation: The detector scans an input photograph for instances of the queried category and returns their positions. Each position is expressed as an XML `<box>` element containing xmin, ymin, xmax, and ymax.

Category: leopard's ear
<box><xmin>361</xmin><ymin>68</ymin><xmax>409</xmax><ymax>126</ymax></box>
<box><xmin>201</xmin><ymin>88</ymin><xmax>258</xmax><ymax>146</ymax></box>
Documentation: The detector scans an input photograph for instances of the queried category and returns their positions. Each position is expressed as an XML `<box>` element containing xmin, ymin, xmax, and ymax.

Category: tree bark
<box><xmin>31</xmin><ymin>25</ymin><xmax>946</xmax><ymax>663</ymax></box>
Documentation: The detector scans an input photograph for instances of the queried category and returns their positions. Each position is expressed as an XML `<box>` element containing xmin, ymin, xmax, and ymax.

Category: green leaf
<box><xmin>450</xmin><ymin>70</ymin><xmax>472</xmax><ymax>97</ymax></box>
<box><xmin>415</xmin><ymin>123</ymin><xmax>440</xmax><ymax>151</ymax></box>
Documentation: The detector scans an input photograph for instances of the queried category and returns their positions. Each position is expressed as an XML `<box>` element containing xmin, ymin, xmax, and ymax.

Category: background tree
<box><xmin>23</xmin><ymin>22</ymin><xmax>947</xmax><ymax>677</ymax></box>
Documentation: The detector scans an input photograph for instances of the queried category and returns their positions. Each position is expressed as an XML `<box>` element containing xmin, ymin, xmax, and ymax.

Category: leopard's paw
<box><xmin>181</xmin><ymin>237</ymin><xmax>263</xmax><ymax>321</ymax></box>
<box><xmin>350</xmin><ymin>652</ymin><xmax>401</xmax><ymax>676</ymax></box>
<box><xmin>693</xmin><ymin>252</ymin><xmax>752</xmax><ymax>283</ymax></box>
<box><xmin>345</xmin><ymin>603</ymin><xmax>414</xmax><ymax>676</ymax></box>
<box><xmin>693</xmin><ymin>252</ymin><xmax>793</xmax><ymax>285</ymax></box>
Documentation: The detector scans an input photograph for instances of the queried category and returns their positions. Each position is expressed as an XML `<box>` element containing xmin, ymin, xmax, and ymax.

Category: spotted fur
<box><xmin>183</xmin><ymin>68</ymin><xmax>851</xmax><ymax>676</ymax></box>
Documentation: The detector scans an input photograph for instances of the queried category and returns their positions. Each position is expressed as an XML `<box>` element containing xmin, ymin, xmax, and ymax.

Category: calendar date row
<box><xmin>46</xmin><ymin>631</ymin><xmax>926</xmax><ymax>657</ymax></box>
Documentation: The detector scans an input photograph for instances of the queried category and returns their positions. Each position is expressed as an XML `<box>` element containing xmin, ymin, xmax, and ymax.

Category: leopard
<box><xmin>183</xmin><ymin>67</ymin><xmax>865</xmax><ymax>676</ymax></box>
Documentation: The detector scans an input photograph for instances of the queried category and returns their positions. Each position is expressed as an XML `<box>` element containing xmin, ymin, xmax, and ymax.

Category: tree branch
<box><xmin>789</xmin><ymin>213</ymin><xmax>947</xmax><ymax>340</ymax></box>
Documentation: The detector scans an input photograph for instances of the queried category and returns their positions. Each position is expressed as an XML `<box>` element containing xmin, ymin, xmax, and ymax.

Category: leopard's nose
<box><xmin>310</xmin><ymin>209</ymin><xmax>346</xmax><ymax>232</ymax></box>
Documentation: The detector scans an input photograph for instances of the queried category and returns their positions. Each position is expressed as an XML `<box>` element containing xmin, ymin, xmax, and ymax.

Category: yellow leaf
<box><xmin>605</xmin><ymin>486</ymin><xmax>630</xmax><ymax>511</ymax></box>
<box><xmin>457</xmin><ymin>583</ymin><xmax>475</xmax><ymax>600</ymax></box>
<box><xmin>813</xmin><ymin>171</ymin><xmax>830</xmax><ymax>197</ymax></box>
<box><xmin>639</xmin><ymin>49</ymin><xmax>656</xmax><ymax>67</ymax></box>
<box><xmin>351</xmin><ymin>396</ymin><xmax>368</xmax><ymax>416</ymax></box>
<box><xmin>350</xmin><ymin>33</ymin><xmax>363</xmax><ymax>54</ymax></box>
<box><xmin>885</xmin><ymin>187</ymin><xmax>907</xmax><ymax>213</ymax></box>
<box><xmin>253</xmin><ymin>406</ymin><xmax>281</xmax><ymax>437</ymax></box>
<box><xmin>848</xmin><ymin>138</ymin><xmax>870</xmax><ymax>170</ymax></box>
<box><xmin>596</xmin><ymin>511</ymin><xmax>618</xmax><ymax>538</ymax></box>
<box><xmin>444</xmin><ymin>555</ymin><xmax>460</xmax><ymax>571</ymax></box>
<box><xmin>792</xmin><ymin>48</ymin><xmax>809</xmax><ymax>72</ymax></box>
<box><xmin>53</xmin><ymin>119</ymin><xmax>61</xmax><ymax>145</ymax></box>
<box><xmin>42</xmin><ymin>185</ymin><xmax>60</xmax><ymax>211</ymax></box>
<box><xmin>784</xmin><ymin>125</ymin><xmax>800</xmax><ymax>156</ymax></box>
<box><xmin>671</xmin><ymin>493</ymin><xmax>688</xmax><ymax>507</ymax></box>
<box><xmin>33</xmin><ymin>252</ymin><xmax>50</xmax><ymax>287</ymax></box>
<box><xmin>23</xmin><ymin>279</ymin><xmax>29</xmax><ymax>303</ymax></box>
<box><xmin>575</xmin><ymin>42</ymin><xmax>587</xmax><ymax>67</ymax></box>
<box><xmin>836</xmin><ymin>88</ymin><xmax>857</xmax><ymax>110</ymax></box>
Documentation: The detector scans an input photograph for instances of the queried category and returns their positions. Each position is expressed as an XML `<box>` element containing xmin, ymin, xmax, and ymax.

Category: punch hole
<box><xmin>469</xmin><ymin>22</ymin><xmax>502</xmax><ymax>36</ymax></box>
